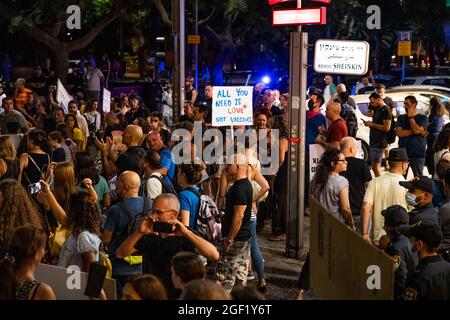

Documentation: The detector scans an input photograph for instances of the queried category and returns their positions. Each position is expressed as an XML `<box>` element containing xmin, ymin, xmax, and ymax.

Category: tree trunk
<box><xmin>53</xmin><ymin>46</ymin><xmax>70</xmax><ymax>85</ymax></box>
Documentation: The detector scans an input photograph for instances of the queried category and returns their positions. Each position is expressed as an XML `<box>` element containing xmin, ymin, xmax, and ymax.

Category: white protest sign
<box><xmin>212</xmin><ymin>86</ymin><xmax>253</xmax><ymax>127</ymax></box>
<box><xmin>356</xmin><ymin>140</ymin><xmax>364</xmax><ymax>159</ymax></box>
<box><xmin>56</xmin><ymin>79</ymin><xmax>72</xmax><ymax>114</ymax></box>
<box><xmin>309</xmin><ymin>144</ymin><xmax>325</xmax><ymax>181</ymax></box>
<box><xmin>314</xmin><ymin>39</ymin><xmax>370</xmax><ymax>75</ymax></box>
<box><xmin>103</xmin><ymin>88</ymin><xmax>111</xmax><ymax>113</ymax></box>
<box><xmin>35</xmin><ymin>263</ymin><xmax>116</xmax><ymax>300</ymax></box>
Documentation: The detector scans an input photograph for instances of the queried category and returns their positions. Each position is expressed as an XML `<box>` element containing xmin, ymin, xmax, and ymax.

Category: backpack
<box><xmin>386</xmin><ymin>109</ymin><xmax>396</xmax><ymax>144</ymax></box>
<box><xmin>341</xmin><ymin>102</ymin><xmax>358</xmax><ymax>138</ymax></box>
<box><xmin>140</xmin><ymin>174</ymin><xmax>178</xmax><ymax>198</ymax></box>
<box><xmin>116</xmin><ymin>198</ymin><xmax>151</xmax><ymax>246</ymax></box>
<box><xmin>186</xmin><ymin>187</ymin><xmax>222</xmax><ymax>244</ymax></box>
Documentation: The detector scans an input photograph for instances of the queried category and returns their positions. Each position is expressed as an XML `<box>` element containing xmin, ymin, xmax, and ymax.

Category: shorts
<box><xmin>368</xmin><ymin>147</ymin><xmax>385</xmax><ymax>165</ymax></box>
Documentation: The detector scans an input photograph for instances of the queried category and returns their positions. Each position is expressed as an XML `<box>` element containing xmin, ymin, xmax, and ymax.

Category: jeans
<box><xmin>250</xmin><ymin>218</ymin><xmax>265</xmax><ymax>279</ymax></box>
<box><xmin>407</xmin><ymin>157</ymin><xmax>425</xmax><ymax>177</ymax></box>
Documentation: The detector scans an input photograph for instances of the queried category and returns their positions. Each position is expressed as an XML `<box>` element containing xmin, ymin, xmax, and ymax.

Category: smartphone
<box><xmin>28</xmin><ymin>182</ymin><xmax>42</xmax><ymax>195</ymax></box>
<box><xmin>153</xmin><ymin>221</ymin><xmax>174</xmax><ymax>234</ymax></box>
<box><xmin>84</xmin><ymin>262</ymin><xmax>107</xmax><ymax>298</ymax></box>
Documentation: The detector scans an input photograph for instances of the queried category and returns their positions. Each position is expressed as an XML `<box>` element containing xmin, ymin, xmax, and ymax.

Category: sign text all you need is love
<box><xmin>212</xmin><ymin>86</ymin><xmax>254</xmax><ymax>127</ymax></box>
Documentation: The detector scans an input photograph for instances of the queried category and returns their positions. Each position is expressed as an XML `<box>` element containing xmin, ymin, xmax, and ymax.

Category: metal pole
<box><xmin>401</xmin><ymin>56</ymin><xmax>406</xmax><ymax>82</ymax></box>
<box><xmin>172</xmin><ymin>0</ymin><xmax>186</xmax><ymax>122</ymax></box>
<box><xmin>286</xmin><ymin>0</ymin><xmax>306</xmax><ymax>259</ymax></box>
<box><xmin>194</xmin><ymin>0</ymin><xmax>199</xmax><ymax>90</ymax></box>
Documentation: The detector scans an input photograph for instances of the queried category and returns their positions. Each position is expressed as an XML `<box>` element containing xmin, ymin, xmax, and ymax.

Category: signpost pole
<box><xmin>194</xmin><ymin>0</ymin><xmax>199</xmax><ymax>90</ymax></box>
<box><xmin>401</xmin><ymin>56</ymin><xmax>406</xmax><ymax>82</ymax></box>
<box><xmin>172</xmin><ymin>0</ymin><xmax>185</xmax><ymax>123</ymax></box>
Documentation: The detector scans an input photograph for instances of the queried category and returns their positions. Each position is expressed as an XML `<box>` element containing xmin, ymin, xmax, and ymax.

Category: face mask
<box><xmin>405</xmin><ymin>192</ymin><xmax>424</xmax><ymax>206</ymax></box>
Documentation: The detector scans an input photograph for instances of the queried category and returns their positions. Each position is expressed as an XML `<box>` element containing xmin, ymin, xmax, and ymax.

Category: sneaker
<box><xmin>247</xmin><ymin>271</ymin><xmax>255</xmax><ymax>281</ymax></box>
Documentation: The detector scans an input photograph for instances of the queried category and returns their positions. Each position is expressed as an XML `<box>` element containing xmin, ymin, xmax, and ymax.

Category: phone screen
<box><xmin>84</xmin><ymin>262</ymin><xmax>107</xmax><ymax>298</ymax></box>
<box><xmin>153</xmin><ymin>221</ymin><xmax>174</xmax><ymax>234</ymax></box>
<box><xmin>28</xmin><ymin>182</ymin><xmax>42</xmax><ymax>195</ymax></box>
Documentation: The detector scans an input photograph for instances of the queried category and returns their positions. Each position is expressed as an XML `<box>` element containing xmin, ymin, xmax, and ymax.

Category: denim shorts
<box><xmin>368</xmin><ymin>147</ymin><xmax>385</xmax><ymax>165</ymax></box>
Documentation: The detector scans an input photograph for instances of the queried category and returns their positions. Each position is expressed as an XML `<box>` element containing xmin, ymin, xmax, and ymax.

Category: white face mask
<box><xmin>405</xmin><ymin>192</ymin><xmax>425</xmax><ymax>207</ymax></box>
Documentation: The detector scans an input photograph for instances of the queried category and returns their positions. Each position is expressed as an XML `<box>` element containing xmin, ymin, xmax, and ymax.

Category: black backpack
<box><xmin>341</xmin><ymin>102</ymin><xmax>358</xmax><ymax>138</ymax></box>
<box><xmin>140</xmin><ymin>174</ymin><xmax>178</xmax><ymax>198</ymax></box>
<box><xmin>116</xmin><ymin>198</ymin><xmax>151</xmax><ymax>245</ymax></box>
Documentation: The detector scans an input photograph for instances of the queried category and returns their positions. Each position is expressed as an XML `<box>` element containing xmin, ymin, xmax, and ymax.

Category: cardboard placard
<box><xmin>309</xmin><ymin>196</ymin><xmax>394</xmax><ymax>299</ymax></box>
<box><xmin>56</xmin><ymin>79</ymin><xmax>72</xmax><ymax>114</ymax></box>
<box><xmin>103</xmin><ymin>88</ymin><xmax>111</xmax><ymax>113</ymax></box>
<box><xmin>212</xmin><ymin>86</ymin><xmax>253</xmax><ymax>127</ymax></box>
<box><xmin>35</xmin><ymin>263</ymin><xmax>117</xmax><ymax>300</ymax></box>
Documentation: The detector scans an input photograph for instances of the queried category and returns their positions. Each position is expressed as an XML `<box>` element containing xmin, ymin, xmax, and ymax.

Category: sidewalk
<box><xmin>249</xmin><ymin>216</ymin><xmax>310</xmax><ymax>300</ymax></box>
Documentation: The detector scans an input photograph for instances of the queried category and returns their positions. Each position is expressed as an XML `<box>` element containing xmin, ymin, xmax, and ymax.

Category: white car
<box><xmin>402</xmin><ymin>76</ymin><xmax>450</xmax><ymax>87</ymax></box>
<box><xmin>351</xmin><ymin>92</ymin><xmax>448</xmax><ymax>160</ymax></box>
<box><xmin>387</xmin><ymin>85</ymin><xmax>450</xmax><ymax>97</ymax></box>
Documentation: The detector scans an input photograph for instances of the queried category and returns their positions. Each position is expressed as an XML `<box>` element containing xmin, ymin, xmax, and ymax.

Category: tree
<box><xmin>0</xmin><ymin>0</ymin><xmax>129</xmax><ymax>84</ymax></box>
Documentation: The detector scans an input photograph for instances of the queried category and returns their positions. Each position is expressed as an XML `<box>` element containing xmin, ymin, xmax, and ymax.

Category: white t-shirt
<box><xmin>76</xmin><ymin>111</ymin><xmax>90</xmax><ymax>138</ymax></box>
<box><xmin>363</xmin><ymin>172</ymin><xmax>408</xmax><ymax>245</ymax></box>
<box><xmin>86</xmin><ymin>68</ymin><xmax>104</xmax><ymax>92</ymax></box>
<box><xmin>58</xmin><ymin>230</ymin><xmax>101</xmax><ymax>270</ymax></box>
<box><xmin>145</xmin><ymin>173</ymin><xmax>163</xmax><ymax>200</ymax></box>
<box><xmin>84</xmin><ymin>112</ymin><xmax>102</xmax><ymax>131</ymax></box>
<box><xmin>323</xmin><ymin>85</ymin><xmax>332</xmax><ymax>103</ymax></box>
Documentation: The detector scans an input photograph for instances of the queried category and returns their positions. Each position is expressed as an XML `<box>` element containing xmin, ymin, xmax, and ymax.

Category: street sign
<box><xmin>311</xmin><ymin>0</ymin><xmax>331</xmax><ymax>3</ymax></box>
<box><xmin>314</xmin><ymin>39</ymin><xmax>370</xmax><ymax>75</ymax></box>
<box><xmin>268</xmin><ymin>0</ymin><xmax>290</xmax><ymax>5</ymax></box>
<box><xmin>272</xmin><ymin>7</ymin><xmax>327</xmax><ymax>26</ymax></box>
<box><xmin>188</xmin><ymin>35</ymin><xmax>200</xmax><ymax>44</ymax></box>
<box><xmin>397</xmin><ymin>31</ymin><xmax>412</xmax><ymax>57</ymax></box>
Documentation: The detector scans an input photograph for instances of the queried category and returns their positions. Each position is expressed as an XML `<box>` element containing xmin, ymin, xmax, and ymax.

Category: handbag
<box><xmin>98</xmin><ymin>242</ymin><xmax>113</xmax><ymax>278</ymax></box>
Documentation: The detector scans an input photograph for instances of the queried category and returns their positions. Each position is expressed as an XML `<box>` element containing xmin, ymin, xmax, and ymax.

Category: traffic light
<box><xmin>154</xmin><ymin>34</ymin><xmax>176</xmax><ymax>69</ymax></box>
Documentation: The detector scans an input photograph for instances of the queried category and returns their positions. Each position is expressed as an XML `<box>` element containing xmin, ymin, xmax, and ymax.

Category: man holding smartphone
<box><xmin>116</xmin><ymin>193</ymin><xmax>219</xmax><ymax>299</ymax></box>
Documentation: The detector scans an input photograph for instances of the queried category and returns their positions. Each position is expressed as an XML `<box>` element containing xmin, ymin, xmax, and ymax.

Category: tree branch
<box><xmin>198</xmin><ymin>7</ymin><xmax>217</xmax><ymax>27</ymax></box>
<box><xmin>152</xmin><ymin>0</ymin><xmax>172</xmax><ymax>27</ymax></box>
<box><xmin>66</xmin><ymin>1</ymin><xmax>126</xmax><ymax>52</ymax></box>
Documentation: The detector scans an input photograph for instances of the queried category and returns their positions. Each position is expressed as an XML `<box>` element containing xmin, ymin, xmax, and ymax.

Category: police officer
<box><xmin>379</xmin><ymin>205</ymin><xmax>418</xmax><ymax>299</ymax></box>
<box><xmin>402</xmin><ymin>222</ymin><xmax>450</xmax><ymax>300</ymax></box>
<box><xmin>399</xmin><ymin>176</ymin><xmax>439</xmax><ymax>225</ymax></box>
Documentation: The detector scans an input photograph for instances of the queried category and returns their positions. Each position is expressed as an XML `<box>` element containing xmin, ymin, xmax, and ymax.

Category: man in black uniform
<box><xmin>399</xmin><ymin>176</ymin><xmax>439</xmax><ymax>225</ymax></box>
<box><xmin>379</xmin><ymin>205</ymin><xmax>418</xmax><ymax>299</ymax></box>
<box><xmin>402</xmin><ymin>222</ymin><xmax>450</xmax><ymax>300</ymax></box>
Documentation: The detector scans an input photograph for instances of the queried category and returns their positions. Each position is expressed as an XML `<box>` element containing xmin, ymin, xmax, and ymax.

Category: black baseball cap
<box><xmin>404</xmin><ymin>222</ymin><xmax>442</xmax><ymax>248</ymax></box>
<box><xmin>399</xmin><ymin>176</ymin><xmax>434</xmax><ymax>194</ymax></box>
<box><xmin>381</xmin><ymin>205</ymin><xmax>409</xmax><ymax>228</ymax></box>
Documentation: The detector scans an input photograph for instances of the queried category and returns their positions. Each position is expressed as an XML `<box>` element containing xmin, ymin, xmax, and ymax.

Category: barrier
<box><xmin>35</xmin><ymin>263</ymin><xmax>117</xmax><ymax>300</ymax></box>
<box><xmin>309</xmin><ymin>196</ymin><xmax>394</xmax><ymax>299</ymax></box>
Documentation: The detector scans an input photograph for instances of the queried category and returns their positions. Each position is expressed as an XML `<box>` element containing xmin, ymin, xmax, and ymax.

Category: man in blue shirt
<box><xmin>146</xmin><ymin>130</ymin><xmax>175</xmax><ymax>180</ymax></box>
<box><xmin>396</xmin><ymin>95</ymin><xmax>428</xmax><ymax>177</ymax></box>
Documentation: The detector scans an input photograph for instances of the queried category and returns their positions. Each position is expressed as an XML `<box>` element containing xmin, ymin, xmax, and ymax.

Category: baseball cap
<box><xmin>399</xmin><ymin>176</ymin><xmax>434</xmax><ymax>194</ymax></box>
<box><xmin>400</xmin><ymin>222</ymin><xmax>442</xmax><ymax>248</ymax></box>
<box><xmin>381</xmin><ymin>205</ymin><xmax>409</xmax><ymax>228</ymax></box>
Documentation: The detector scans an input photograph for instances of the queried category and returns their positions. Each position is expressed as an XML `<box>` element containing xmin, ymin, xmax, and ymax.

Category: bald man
<box><xmin>317</xmin><ymin>101</ymin><xmax>348</xmax><ymax>149</ymax></box>
<box><xmin>116</xmin><ymin>193</ymin><xmax>219</xmax><ymax>298</ymax></box>
<box><xmin>339</xmin><ymin>137</ymin><xmax>372</xmax><ymax>233</ymax></box>
<box><xmin>102</xmin><ymin>170</ymin><xmax>152</xmax><ymax>295</ymax></box>
<box><xmin>96</xmin><ymin>124</ymin><xmax>146</xmax><ymax>176</ymax></box>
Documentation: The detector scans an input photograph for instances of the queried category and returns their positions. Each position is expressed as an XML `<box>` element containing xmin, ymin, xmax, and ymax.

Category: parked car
<box><xmin>350</xmin><ymin>92</ymin><xmax>449</xmax><ymax>160</ymax></box>
<box><xmin>435</xmin><ymin>66</ymin><xmax>450</xmax><ymax>75</ymax></box>
<box><xmin>402</xmin><ymin>76</ymin><xmax>450</xmax><ymax>87</ymax></box>
<box><xmin>387</xmin><ymin>85</ymin><xmax>450</xmax><ymax>97</ymax></box>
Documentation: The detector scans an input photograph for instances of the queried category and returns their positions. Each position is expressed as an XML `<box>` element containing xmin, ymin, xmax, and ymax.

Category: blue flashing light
<box><xmin>262</xmin><ymin>75</ymin><xmax>271</xmax><ymax>84</ymax></box>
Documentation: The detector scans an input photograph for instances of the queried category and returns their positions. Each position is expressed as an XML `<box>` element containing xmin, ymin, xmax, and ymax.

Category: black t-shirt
<box><xmin>339</xmin><ymin>157</ymin><xmax>372</xmax><ymax>216</ymax></box>
<box><xmin>52</xmin><ymin>148</ymin><xmax>66</xmax><ymax>163</ymax></box>
<box><xmin>116</xmin><ymin>146</ymin><xmax>146</xmax><ymax>176</ymax></box>
<box><xmin>179</xmin><ymin>114</ymin><xmax>194</xmax><ymax>124</ymax></box>
<box><xmin>135</xmin><ymin>234</ymin><xmax>196</xmax><ymax>299</ymax></box>
<box><xmin>369</xmin><ymin>105</ymin><xmax>392</xmax><ymax>148</ymax></box>
<box><xmin>125</xmin><ymin>107</ymin><xmax>150</xmax><ymax>125</ymax></box>
<box><xmin>222</xmin><ymin>178</ymin><xmax>253</xmax><ymax>241</ymax></box>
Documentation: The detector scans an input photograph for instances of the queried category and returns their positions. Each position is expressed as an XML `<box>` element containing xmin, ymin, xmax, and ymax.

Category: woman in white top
<box><xmin>57</xmin><ymin>190</ymin><xmax>102</xmax><ymax>272</ymax></box>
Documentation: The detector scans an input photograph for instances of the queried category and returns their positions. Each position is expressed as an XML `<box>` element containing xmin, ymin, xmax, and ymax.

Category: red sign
<box><xmin>268</xmin><ymin>0</ymin><xmax>291</xmax><ymax>5</ymax></box>
<box><xmin>272</xmin><ymin>7</ymin><xmax>327</xmax><ymax>26</ymax></box>
<box><xmin>288</xmin><ymin>137</ymin><xmax>301</xmax><ymax>144</ymax></box>
<box><xmin>311</xmin><ymin>0</ymin><xmax>331</xmax><ymax>3</ymax></box>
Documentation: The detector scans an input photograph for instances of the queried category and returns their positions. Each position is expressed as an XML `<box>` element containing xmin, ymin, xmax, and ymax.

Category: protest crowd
<box><xmin>0</xmin><ymin>58</ymin><xmax>449</xmax><ymax>301</ymax></box>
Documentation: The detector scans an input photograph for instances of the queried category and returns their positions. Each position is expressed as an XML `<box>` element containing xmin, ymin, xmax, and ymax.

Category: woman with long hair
<box><xmin>0</xmin><ymin>225</ymin><xmax>55</xmax><ymax>300</ymax></box>
<box><xmin>177</xmin><ymin>163</ymin><xmax>206</xmax><ymax>227</ymax></box>
<box><xmin>0</xmin><ymin>136</ymin><xmax>20</xmax><ymax>181</ymax></box>
<box><xmin>53</xmin><ymin>162</ymin><xmax>76</xmax><ymax>213</ymax></box>
<box><xmin>0</xmin><ymin>179</ymin><xmax>43</xmax><ymax>255</ymax></box>
<box><xmin>296</xmin><ymin>148</ymin><xmax>354</xmax><ymax>300</ymax></box>
<box><xmin>18</xmin><ymin>129</ymin><xmax>51</xmax><ymax>188</ymax></box>
<box><xmin>426</xmin><ymin>97</ymin><xmax>446</xmax><ymax>176</ymax></box>
<box><xmin>58</xmin><ymin>191</ymin><xmax>102</xmax><ymax>272</ymax></box>
<box><xmin>65</xmin><ymin>113</ymin><xmax>86</xmax><ymax>151</ymax></box>
<box><xmin>75</xmin><ymin>151</ymin><xmax>110</xmax><ymax>212</ymax></box>
<box><xmin>122</xmin><ymin>274</ymin><xmax>168</xmax><ymax>300</ymax></box>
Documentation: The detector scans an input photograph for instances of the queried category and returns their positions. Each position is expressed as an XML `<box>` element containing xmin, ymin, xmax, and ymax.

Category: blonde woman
<box><xmin>0</xmin><ymin>136</ymin><xmax>20</xmax><ymax>181</ymax></box>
